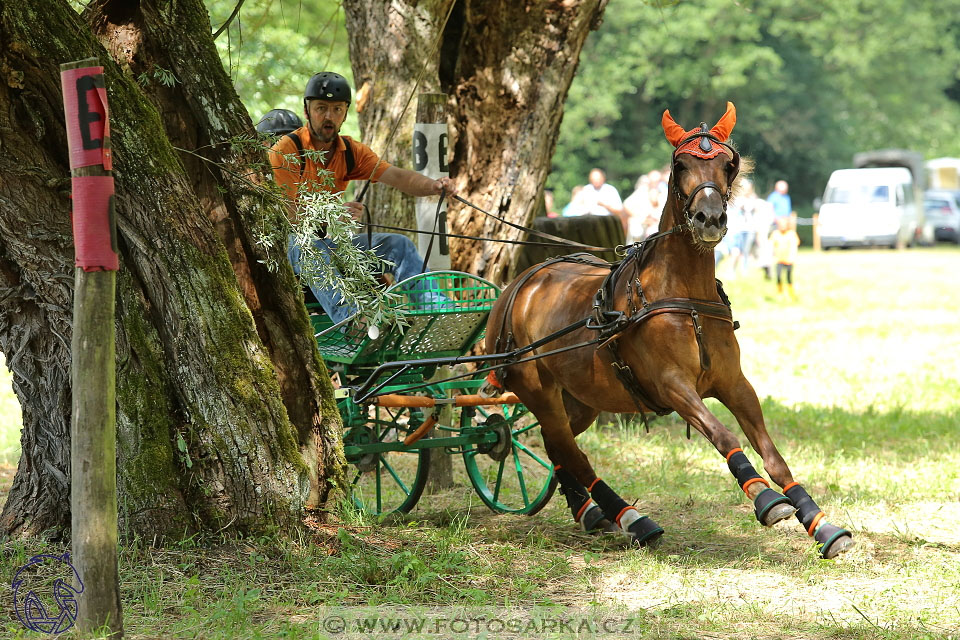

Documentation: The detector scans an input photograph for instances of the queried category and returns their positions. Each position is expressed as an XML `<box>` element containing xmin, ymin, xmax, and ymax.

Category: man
<box><xmin>767</xmin><ymin>179</ymin><xmax>792</xmax><ymax>220</ymax></box>
<box><xmin>269</xmin><ymin>72</ymin><xmax>455</xmax><ymax>323</ymax></box>
<box><xmin>567</xmin><ymin>168</ymin><xmax>626</xmax><ymax>232</ymax></box>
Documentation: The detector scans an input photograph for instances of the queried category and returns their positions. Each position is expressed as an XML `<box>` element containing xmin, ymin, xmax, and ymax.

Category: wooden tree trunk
<box><xmin>343</xmin><ymin>0</ymin><xmax>453</xmax><ymax>238</ymax></box>
<box><xmin>343</xmin><ymin>0</ymin><xmax>608</xmax><ymax>284</ymax></box>
<box><xmin>0</xmin><ymin>0</ymin><xmax>341</xmax><ymax>540</ymax></box>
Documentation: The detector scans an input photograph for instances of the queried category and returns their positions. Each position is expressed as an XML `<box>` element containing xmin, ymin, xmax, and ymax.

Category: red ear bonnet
<box><xmin>662</xmin><ymin>101</ymin><xmax>737</xmax><ymax>159</ymax></box>
<box><xmin>710</xmin><ymin>102</ymin><xmax>736</xmax><ymax>142</ymax></box>
<box><xmin>661</xmin><ymin>110</ymin><xmax>687</xmax><ymax>147</ymax></box>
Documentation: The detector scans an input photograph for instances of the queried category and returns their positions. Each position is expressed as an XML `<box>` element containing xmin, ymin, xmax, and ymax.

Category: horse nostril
<box><xmin>695</xmin><ymin>212</ymin><xmax>707</xmax><ymax>225</ymax></box>
<box><xmin>719</xmin><ymin>212</ymin><xmax>727</xmax><ymax>227</ymax></box>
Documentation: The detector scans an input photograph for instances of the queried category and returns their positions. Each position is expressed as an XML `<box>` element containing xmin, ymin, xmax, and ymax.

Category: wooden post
<box><xmin>414</xmin><ymin>93</ymin><xmax>455</xmax><ymax>492</ymax></box>
<box><xmin>413</xmin><ymin>93</ymin><xmax>450</xmax><ymax>270</ymax></box>
<box><xmin>61</xmin><ymin>57</ymin><xmax>123</xmax><ymax>638</ymax></box>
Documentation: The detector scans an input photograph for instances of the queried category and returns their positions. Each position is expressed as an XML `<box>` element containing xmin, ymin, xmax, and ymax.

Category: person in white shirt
<box><xmin>569</xmin><ymin>169</ymin><xmax>625</xmax><ymax>227</ymax></box>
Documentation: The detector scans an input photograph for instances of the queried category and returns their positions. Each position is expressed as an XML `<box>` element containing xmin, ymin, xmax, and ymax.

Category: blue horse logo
<box><xmin>12</xmin><ymin>553</ymin><xmax>84</xmax><ymax>634</ymax></box>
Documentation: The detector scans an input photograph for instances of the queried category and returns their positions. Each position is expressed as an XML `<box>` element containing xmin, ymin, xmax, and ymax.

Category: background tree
<box><xmin>0</xmin><ymin>0</ymin><xmax>343</xmax><ymax>539</ymax></box>
<box><xmin>343</xmin><ymin>0</ymin><xmax>611</xmax><ymax>282</ymax></box>
<box><xmin>549</xmin><ymin>0</ymin><xmax>960</xmax><ymax>212</ymax></box>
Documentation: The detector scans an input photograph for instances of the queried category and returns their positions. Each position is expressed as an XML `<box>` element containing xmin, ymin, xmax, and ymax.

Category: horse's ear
<box><xmin>710</xmin><ymin>102</ymin><xmax>736</xmax><ymax>141</ymax></box>
<box><xmin>662</xmin><ymin>109</ymin><xmax>687</xmax><ymax>147</ymax></box>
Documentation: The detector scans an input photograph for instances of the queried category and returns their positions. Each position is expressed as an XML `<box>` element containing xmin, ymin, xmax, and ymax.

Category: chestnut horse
<box><xmin>486</xmin><ymin>103</ymin><xmax>853</xmax><ymax>558</ymax></box>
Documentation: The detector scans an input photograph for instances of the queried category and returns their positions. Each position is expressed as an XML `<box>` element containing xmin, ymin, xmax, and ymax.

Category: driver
<box><xmin>269</xmin><ymin>72</ymin><xmax>455</xmax><ymax>323</ymax></box>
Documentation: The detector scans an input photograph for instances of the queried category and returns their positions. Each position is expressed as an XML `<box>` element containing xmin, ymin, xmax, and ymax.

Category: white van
<box><xmin>818</xmin><ymin>167</ymin><xmax>917</xmax><ymax>249</ymax></box>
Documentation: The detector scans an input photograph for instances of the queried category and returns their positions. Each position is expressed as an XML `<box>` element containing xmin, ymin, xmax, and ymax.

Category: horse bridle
<box><xmin>671</xmin><ymin>124</ymin><xmax>741</xmax><ymax>239</ymax></box>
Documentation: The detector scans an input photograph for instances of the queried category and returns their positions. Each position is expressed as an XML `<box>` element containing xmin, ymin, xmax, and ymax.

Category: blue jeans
<box><xmin>288</xmin><ymin>232</ymin><xmax>442</xmax><ymax>324</ymax></box>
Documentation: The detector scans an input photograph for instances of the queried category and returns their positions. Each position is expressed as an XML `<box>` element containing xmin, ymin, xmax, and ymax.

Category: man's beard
<box><xmin>310</xmin><ymin>118</ymin><xmax>339</xmax><ymax>144</ymax></box>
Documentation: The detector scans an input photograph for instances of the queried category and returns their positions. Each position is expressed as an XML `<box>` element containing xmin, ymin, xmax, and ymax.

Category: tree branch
<box><xmin>213</xmin><ymin>0</ymin><xmax>246</xmax><ymax>39</ymax></box>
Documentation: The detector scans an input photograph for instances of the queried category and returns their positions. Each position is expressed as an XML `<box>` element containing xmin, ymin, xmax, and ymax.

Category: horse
<box><xmin>485</xmin><ymin>103</ymin><xmax>854</xmax><ymax>559</ymax></box>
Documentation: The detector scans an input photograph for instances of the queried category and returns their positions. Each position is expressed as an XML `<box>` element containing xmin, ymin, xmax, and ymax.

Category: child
<box><xmin>770</xmin><ymin>215</ymin><xmax>800</xmax><ymax>300</ymax></box>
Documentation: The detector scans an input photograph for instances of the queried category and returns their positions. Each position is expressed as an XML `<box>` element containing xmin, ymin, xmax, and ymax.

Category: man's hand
<box><xmin>380</xmin><ymin>166</ymin><xmax>459</xmax><ymax>199</ymax></box>
<box><xmin>343</xmin><ymin>200</ymin><xmax>365</xmax><ymax>222</ymax></box>
<box><xmin>433</xmin><ymin>176</ymin><xmax>457</xmax><ymax>198</ymax></box>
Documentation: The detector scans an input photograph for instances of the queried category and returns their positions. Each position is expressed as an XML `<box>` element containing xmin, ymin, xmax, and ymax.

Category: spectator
<box><xmin>767</xmin><ymin>179</ymin><xmax>792</xmax><ymax>220</ymax></box>
<box><xmin>544</xmin><ymin>189</ymin><xmax>560</xmax><ymax>218</ymax></box>
<box><xmin>642</xmin><ymin>187</ymin><xmax>664</xmax><ymax>239</ymax></box>
<box><xmin>724</xmin><ymin>194</ymin><xmax>747</xmax><ymax>277</ymax></box>
<box><xmin>730</xmin><ymin>178</ymin><xmax>758</xmax><ymax>274</ymax></box>
<box><xmin>568</xmin><ymin>169</ymin><xmax>625</xmax><ymax>230</ymax></box>
<box><xmin>771</xmin><ymin>215</ymin><xmax>800</xmax><ymax>300</ymax></box>
<box><xmin>623</xmin><ymin>175</ymin><xmax>651</xmax><ymax>242</ymax></box>
<box><xmin>751</xmin><ymin>191</ymin><xmax>775</xmax><ymax>280</ymax></box>
<box><xmin>562</xmin><ymin>185</ymin><xmax>586</xmax><ymax>217</ymax></box>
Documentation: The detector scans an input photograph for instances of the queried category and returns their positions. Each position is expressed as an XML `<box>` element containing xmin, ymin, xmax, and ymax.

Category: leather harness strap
<box><xmin>488</xmin><ymin>244</ymin><xmax>736</xmax><ymax>422</ymax></box>
<box><xmin>589</xmin><ymin>242</ymin><xmax>737</xmax><ymax>425</ymax></box>
<box><xmin>492</xmin><ymin>253</ymin><xmax>613</xmax><ymax>387</ymax></box>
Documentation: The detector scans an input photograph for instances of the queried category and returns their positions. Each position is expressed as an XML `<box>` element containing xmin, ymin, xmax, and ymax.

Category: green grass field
<box><xmin>1</xmin><ymin>247</ymin><xmax>959</xmax><ymax>639</ymax></box>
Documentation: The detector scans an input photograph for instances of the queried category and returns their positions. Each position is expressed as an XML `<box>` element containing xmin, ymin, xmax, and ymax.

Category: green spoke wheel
<box><xmin>343</xmin><ymin>404</ymin><xmax>431</xmax><ymax>515</ymax></box>
<box><xmin>461</xmin><ymin>401</ymin><xmax>556</xmax><ymax>515</ymax></box>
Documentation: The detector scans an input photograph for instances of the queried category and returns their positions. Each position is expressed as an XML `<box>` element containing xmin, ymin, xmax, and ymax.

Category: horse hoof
<box><xmin>581</xmin><ymin>505</ymin><xmax>619</xmax><ymax>535</ymax></box>
<box><xmin>754</xmin><ymin>488</ymin><xmax>794</xmax><ymax>527</ymax></box>
<box><xmin>585</xmin><ymin>518</ymin><xmax>620</xmax><ymax>536</ymax></box>
<box><xmin>821</xmin><ymin>533</ymin><xmax>855</xmax><ymax>559</ymax></box>
<box><xmin>633</xmin><ymin>529</ymin><xmax>664</xmax><ymax>549</ymax></box>
<box><xmin>762</xmin><ymin>502</ymin><xmax>797</xmax><ymax>527</ymax></box>
<box><xmin>623</xmin><ymin>514</ymin><xmax>664</xmax><ymax>548</ymax></box>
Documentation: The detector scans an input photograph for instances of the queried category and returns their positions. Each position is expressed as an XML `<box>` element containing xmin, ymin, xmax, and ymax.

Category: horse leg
<box><xmin>549</xmin><ymin>392</ymin><xmax>617</xmax><ymax>534</ymax></box>
<box><xmin>538</xmin><ymin>391</ymin><xmax>662</xmax><ymax>545</ymax></box>
<box><xmin>721</xmin><ymin>377</ymin><xmax>854</xmax><ymax>559</ymax></box>
<box><xmin>665</xmin><ymin>382</ymin><xmax>802</xmax><ymax>532</ymax></box>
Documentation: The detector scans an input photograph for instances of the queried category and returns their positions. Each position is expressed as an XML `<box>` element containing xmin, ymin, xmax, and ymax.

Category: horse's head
<box><xmin>662</xmin><ymin>102</ymin><xmax>741</xmax><ymax>249</ymax></box>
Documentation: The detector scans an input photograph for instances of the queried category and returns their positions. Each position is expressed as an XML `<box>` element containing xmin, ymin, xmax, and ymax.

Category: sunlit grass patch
<box><xmin>2</xmin><ymin>248</ymin><xmax>959</xmax><ymax>639</ymax></box>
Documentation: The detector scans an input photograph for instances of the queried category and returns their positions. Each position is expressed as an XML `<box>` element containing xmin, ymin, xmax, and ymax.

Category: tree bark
<box><xmin>343</xmin><ymin>0</ymin><xmax>453</xmax><ymax>239</ymax></box>
<box><xmin>0</xmin><ymin>0</ymin><xmax>342</xmax><ymax>540</ymax></box>
<box><xmin>342</xmin><ymin>0</ymin><xmax>608</xmax><ymax>284</ymax></box>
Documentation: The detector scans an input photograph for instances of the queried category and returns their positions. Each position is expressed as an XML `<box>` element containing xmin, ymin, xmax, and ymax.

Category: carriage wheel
<box><xmin>343</xmin><ymin>405</ymin><xmax>431</xmax><ymax>516</ymax></box>
<box><xmin>460</xmin><ymin>401</ymin><xmax>556</xmax><ymax>515</ymax></box>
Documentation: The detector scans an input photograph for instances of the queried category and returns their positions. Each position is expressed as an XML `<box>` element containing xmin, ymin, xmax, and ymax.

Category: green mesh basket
<box><xmin>311</xmin><ymin>271</ymin><xmax>500</xmax><ymax>368</ymax></box>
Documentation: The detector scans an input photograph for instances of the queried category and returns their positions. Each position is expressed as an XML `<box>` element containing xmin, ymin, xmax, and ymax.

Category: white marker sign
<box><xmin>413</xmin><ymin>122</ymin><xmax>450</xmax><ymax>270</ymax></box>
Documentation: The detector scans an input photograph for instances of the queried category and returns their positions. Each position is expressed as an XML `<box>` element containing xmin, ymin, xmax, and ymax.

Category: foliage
<box><xmin>245</xmin><ymin>140</ymin><xmax>401</xmax><ymax>326</ymax></box>
<box><xmin>206</xmin><ymin>0</ymin><xmax>361</xmax><ymax>139</ymax></box>
<box><xmin>284</xmin><ymin>189</ymin><xmax>401</xmax><ymax>327</ymax></box>
<box><xmin>550</xmin><ymin>0</ymin><xmax>960</xmax><ymax>212</ymax></box>
<box><xmin>199</xmin><ymin>1</ymin><xmax>960</xmax><ymax>216</ymax></box>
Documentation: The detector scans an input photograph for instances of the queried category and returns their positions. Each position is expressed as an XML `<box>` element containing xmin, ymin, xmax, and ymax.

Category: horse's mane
<box><xmin>731</xmin><ymin>149</ymin><xmax>755</xmax><ymax>200</ymax></box>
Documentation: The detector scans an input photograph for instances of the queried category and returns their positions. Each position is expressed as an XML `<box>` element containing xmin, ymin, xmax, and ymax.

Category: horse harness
<box><xmin>493</xmin><ymin>127</ymin><xmax>741</xmax><ymax>430</ymax></box>
<box><xmin>492</xmin><ymin>242</ymin><xmax>737</xmax><ymax>429</ymax></box>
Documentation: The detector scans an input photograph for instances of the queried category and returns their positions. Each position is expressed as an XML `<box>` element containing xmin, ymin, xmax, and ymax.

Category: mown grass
<box><xmin>1</xmin><ymin>247</ymin><xmax>959</xmax><ymax>639</ymax></box>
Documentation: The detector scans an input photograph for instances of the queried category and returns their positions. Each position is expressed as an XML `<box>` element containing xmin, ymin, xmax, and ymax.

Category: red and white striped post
<box><xmin>61</xmin><ymin>56</ymin><xmax>123</xmax><ymax>638</ymax></box>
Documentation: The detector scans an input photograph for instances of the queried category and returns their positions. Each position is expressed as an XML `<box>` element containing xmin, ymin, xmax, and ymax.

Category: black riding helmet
<box><xmin>256</xmin><ymin>108</ymin><xmax>303</xmax><ymax>135</ymax></box>
<box><xmin>303</xmin><ymin>72</ymin><xmax>352</xmax><ymax>113</ymax></box>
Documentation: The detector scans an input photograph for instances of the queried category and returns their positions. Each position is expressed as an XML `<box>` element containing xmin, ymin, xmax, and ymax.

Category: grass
<box><xmin>1</xmin><ymin>246</ymin><xmax>959</xmax><ymax>639</ymax></box>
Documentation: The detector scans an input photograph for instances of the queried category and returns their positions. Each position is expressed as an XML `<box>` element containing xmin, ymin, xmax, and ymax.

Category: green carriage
<box><xmin>309</xmin><ymin>271</ymin><xmax>556</xmax><ymax>516</ymax></box>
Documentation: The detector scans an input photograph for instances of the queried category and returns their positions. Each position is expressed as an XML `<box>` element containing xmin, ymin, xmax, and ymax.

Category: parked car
<box><xmin>923</xmin><ymin>189</ymin><xmax>960</xmax><ymax>243</ymax></box>
<box><xmin>818</xmin><ymin>167</ymin><xmax>918</xmax><ymax>249</ymax></box>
